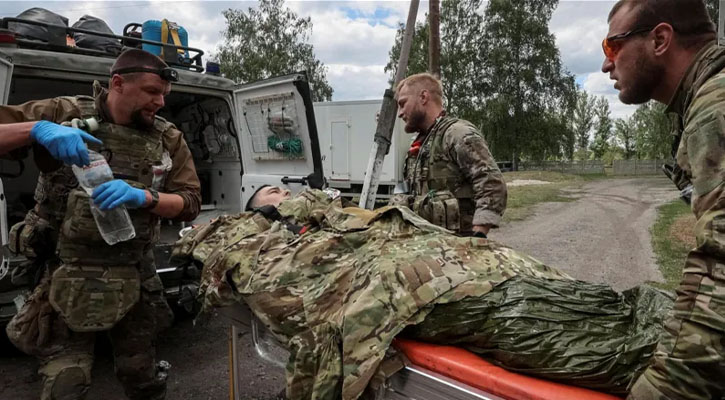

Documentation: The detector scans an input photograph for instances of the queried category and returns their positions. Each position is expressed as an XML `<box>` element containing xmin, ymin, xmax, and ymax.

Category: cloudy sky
<box><xmin>2</xmin><ymin>0</ymin><xmax>639</xmax><ymax>118</ymax></box>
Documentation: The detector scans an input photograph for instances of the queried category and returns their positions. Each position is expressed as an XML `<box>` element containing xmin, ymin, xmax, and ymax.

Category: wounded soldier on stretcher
<box><xmin>172</xmin><ymin>187</ymin><xmax>673</xmax><ymax>400</ymax></box>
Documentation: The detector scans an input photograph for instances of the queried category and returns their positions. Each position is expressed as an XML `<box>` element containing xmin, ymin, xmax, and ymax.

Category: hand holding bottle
<box><xmin>92</xmin><ymin>180</ymin><xmax>147</xmax><ymax>210</ymax></box>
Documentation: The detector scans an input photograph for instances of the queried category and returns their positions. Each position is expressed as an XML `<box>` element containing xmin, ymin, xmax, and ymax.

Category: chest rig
<box><xmin>47</xmin><ymin>94</ymin><xmax>170</xmax><ymax>332</ymax></box>
<box><xmin>402</xmin><ymin>117</ymin><xmax>475</xmax><ymax>232</ymax></box>
<box><xmin>405</xmin><ymin>117</ymin><xmax>475</xmax><ymax>198</ymax></box>
<box><xmin>56</xmin><ymin>95</ymin><xmax>169</xmax><ymax>264</ymax></box>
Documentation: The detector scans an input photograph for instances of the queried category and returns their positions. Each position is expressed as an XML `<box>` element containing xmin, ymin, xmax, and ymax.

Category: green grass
<box><xmin>502</xmin><ymin>171</ymin><xmax>583</xmax><ymax>222</ymax></box>
<box><xmin>650</xmin><ymin>199</ymin><xmax>692</xmax><ymax>291</ymax></box>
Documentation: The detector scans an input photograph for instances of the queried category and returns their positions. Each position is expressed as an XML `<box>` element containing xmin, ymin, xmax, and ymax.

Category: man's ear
<box><xmin>109</xmin><ymin>74</ymin><xmax>125</xmax><ymax>93</ymax></box>
<box><xmin>419</xmin><ymin>89</ymin><xmax>430</xmax><ymax>106</ymax></box>
<box><xmin>652</xmin><ymin>22</ymin><xmax>674</xmax><ymax>57</ymax></box>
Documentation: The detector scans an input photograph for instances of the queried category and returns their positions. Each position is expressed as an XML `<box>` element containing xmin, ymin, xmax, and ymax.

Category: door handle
<box><xmin>281</xmin><ymin>176</ymin><xmax>307</xmax><ymax>185</ymax></box>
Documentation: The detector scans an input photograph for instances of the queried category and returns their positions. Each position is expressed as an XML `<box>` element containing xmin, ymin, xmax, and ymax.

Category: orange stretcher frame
<box><xmin>393</xmin><ymin>339</ymin><xmax>623</xmax><ymax>400</ymax></box>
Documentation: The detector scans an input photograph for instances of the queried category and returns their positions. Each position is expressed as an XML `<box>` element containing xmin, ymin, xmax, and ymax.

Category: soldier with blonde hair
<box><xmin>393</xmin><ymin>72</ymin><xmax>506</xmax><ymax>237</ymax></box>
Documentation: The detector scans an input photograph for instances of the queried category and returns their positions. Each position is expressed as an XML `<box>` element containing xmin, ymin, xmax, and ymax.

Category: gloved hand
<box><xmin>30</xmin><ymin>120</ymin><xmax>103</xmax><ymax>166</ymax></box>
<box><xmin>92</xmin><ymin>180</ymin><xmax>147</xmax><ymax>210</ymax></box>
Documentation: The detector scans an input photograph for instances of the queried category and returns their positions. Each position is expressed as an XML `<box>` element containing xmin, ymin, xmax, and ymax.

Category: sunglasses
<box><xmin>602</xmin><ymin>26</ymin><xmax>655</xmax><ymax>61</ymax></box>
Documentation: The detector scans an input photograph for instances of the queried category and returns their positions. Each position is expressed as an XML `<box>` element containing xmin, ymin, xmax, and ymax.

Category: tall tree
<box><xmin>572</xmin><ymin>89</ymin><xmax>596</xmax><ymax>160</ymax></box>
<box><xmin>479</xmin><ymin>0</ymin><xmax>576</xmax><ymax>167</ymax></box>
<box><xmin>590</xmin><ymin>97</ymin><xmax>612</xmax><ymax>159</ymax></box>
<box><xmin>614</xmin><ymin>117</ymin><xmax>636</xmax><ymax>159</ymax></box>
<box><xmin>429</xmin><ymin>0</ymin><xmax>441</xmax><ymax>77</ymax></box>
<box><xmin>631</xmin><ymin>101</ymin><xmax>671</xmax><ymax>159</ymax></box>
<box><xmin>215</xmin><ymin>0</ymin><xmax>333</xmax><ymax>101</ymax></box>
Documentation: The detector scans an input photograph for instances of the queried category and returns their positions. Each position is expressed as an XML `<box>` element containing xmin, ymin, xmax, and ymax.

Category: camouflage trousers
<box><xmin>628</xmin><ymin>250</ymin><xmax>725</xmax><ymax>400</ymax></box>
<box><xmin>6</xmin><ymin>270</ymin><xmax>173</xmax><ymax>400</ymax></box>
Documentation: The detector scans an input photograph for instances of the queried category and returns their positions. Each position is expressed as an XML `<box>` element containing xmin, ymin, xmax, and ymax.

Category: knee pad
<box><xmin>45</xmin><ymin>366</ymin><xmax>90</xmax><ymax>400</ymax></box>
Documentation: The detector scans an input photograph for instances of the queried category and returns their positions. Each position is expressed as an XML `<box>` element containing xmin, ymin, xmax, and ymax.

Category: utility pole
<box><xmin>719</xmin><ymin>0</ymin><xmax>725</xmax><ymax>46</ymax></box>
<box><xmin>429</xmin><ymin>0</ymin><xmax>441</xmax><ymax>78</ymax></box>
<box><xmin>358</xmin><ymin>0</ymin><xmax>419</xmax><ymax>209</ymax></box>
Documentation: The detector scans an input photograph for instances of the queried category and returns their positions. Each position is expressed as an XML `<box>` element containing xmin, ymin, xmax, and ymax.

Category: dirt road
<box><xmin>494</xmin><ymin>177</ymin><xmax>679</xmax><ymax>291</ymax></box>
<box><xmin>0</xmin><ymin>177</ymin><xmax>678</xmax><ymax>399</ymax></box>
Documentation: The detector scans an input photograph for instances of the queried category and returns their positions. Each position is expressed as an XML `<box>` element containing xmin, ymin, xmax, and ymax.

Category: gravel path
<box><xmin>493</xmin><ymin>177</ymin><xmax>679</xmax><ymax>291</ymax></box>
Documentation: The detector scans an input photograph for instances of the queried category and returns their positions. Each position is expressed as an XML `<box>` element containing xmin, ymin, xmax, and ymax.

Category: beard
<box><xmin>130</xmin><ymin>108</ymin><xmax>156</xmax><ymax>129</ymax></box>
<box><xmin>618</xmin><ymin>56</ymin><xmax>664</xmax><ymax>105</ymax></box>
<box><xmin>404</xmin><ymin>108</ymin><xmax>427</xmax><ymax>133</ymax></box>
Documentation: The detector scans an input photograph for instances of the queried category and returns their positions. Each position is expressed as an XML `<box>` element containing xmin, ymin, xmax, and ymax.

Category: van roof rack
<box><xmin>0</xmin><ymin>17</ymin><xmax>205</xmax><ymax>73</ymax></box>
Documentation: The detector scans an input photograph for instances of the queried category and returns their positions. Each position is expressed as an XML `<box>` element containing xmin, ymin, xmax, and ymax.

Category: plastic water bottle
<box><xmin>72</xmin><ymin>150</ymin><xmax>136</xmax><ymax>245</ymax></box>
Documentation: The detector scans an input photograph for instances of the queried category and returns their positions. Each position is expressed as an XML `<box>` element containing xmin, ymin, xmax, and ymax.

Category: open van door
<box><xmin>0</xmin><ymin>53</ymin><xmax>10</xmax><ymax>105</ymax></box>
<box><xmin>0</xmin><ymin>54</ymin><xmax>13</xmax><ymax>311</ymax></box>
<box><xmin>233</xmin><ymin>72</ymin><xmax>325</xmax><ymax>206</ymax></box>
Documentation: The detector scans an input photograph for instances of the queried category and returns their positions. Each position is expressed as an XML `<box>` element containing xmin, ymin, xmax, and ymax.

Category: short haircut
<box><xmin>396</xmin><ymin>73</ymin><xmax>444</xmax><ymax>105</ymax></box>
<box><xmin>608</xmin><ymin>0</ymin><xmax>716</xmax><ymax>48</ymax></box>
<box><xmin>245</xmin><ymin>185</ymin><xmax>271</xmax><ymax>211</ymax></box>
<box><xmin>110</xmin><ymin>48</ymin><xmax>169</xmax><ymax>80</ymax></box>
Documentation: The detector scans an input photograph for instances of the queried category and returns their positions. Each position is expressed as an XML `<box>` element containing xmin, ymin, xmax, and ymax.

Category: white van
<box><xmin>0</xmin><ymin>16</ymin><xmax>324</xmax><ymax>320</ymax></box>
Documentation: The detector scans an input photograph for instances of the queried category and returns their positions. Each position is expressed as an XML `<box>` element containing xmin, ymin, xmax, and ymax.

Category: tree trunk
<box><xmin>428</xmin><ymin>0</ymin><xmax>441</xmax><ymax>78</ymax></box>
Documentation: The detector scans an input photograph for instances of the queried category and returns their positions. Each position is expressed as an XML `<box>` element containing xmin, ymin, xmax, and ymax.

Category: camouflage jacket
<box><xmin>667</xmin><ymin>42</ymin><xmax>725</xmax><ymax>257</ymax></box>
<box><xmin>174</xmin><ymin>189</ymin><xmax>568</xmax><ymax>400</ymax></box>
<box><xmin>404</xmin><ymin>116</ymin><xmax>507</xmax><ymax>229</ymax></box>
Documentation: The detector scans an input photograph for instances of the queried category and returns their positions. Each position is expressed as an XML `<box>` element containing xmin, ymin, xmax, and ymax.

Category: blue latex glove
<box><xmin>92</xmin><ymin>180</ymin><xmax>147</xmax><ymax>210</ymax></box>
<box><xmin>30</xmin><ymin>120</ymin><xmax>103</xmax><ymax>166</ymax></box>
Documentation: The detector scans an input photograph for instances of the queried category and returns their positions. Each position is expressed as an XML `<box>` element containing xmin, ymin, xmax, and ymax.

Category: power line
<box><xmin>0</xmin><ymin>3</ymin><xmax>154</xmax><ymax>17</ymax></box>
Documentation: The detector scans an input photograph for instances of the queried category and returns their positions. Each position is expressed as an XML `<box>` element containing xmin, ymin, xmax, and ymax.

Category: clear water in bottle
<box><xmin>72</xmin><ymin>150</ymin><xmax>136</xmax><ymax>245</ymax></box>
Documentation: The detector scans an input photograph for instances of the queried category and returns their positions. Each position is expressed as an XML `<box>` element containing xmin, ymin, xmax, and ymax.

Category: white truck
<box><xmin>314</xmin><ymin>100</ymin><xmax>409</xmax><ymax>200</ymax></box>
<box><xmin>0</xmin><ymin>14</ymin><xmax>324</xmax><ymax>320</ymax></box>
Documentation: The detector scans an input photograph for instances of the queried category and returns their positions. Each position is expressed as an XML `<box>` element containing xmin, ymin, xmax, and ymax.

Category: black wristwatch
<box><xmin>146</xmin><ymin>188</ymin><xmax>160</xmax><ymax>209</ymax></box>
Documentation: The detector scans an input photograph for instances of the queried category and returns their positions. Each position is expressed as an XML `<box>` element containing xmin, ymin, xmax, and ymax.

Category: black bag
<box><xmin>8</xmin><ymin>8</ymin><xmax>68</xmax><ymax>43</ymax></box>
<box><xmin>72</xmin><ymin>15</ymin><xmax>122</xmax><ymax>55</ymax></box>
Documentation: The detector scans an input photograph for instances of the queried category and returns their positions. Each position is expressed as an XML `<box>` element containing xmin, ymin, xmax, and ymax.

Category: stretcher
<box><xmin>388</xmin><ymin>338</ymin><xmax>622</xmax><ymax>400</ymax></box>
<box><xmin>224</xmin><ymin>305</ymin><xmax>624</xmax><ymax>400</ymax></box>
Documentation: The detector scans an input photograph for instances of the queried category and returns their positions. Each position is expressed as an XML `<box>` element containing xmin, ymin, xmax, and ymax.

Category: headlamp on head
<box><xmin>111</xmin><ymin>67</ymin><xmax>179</xmax><ymax>82</ymax></box>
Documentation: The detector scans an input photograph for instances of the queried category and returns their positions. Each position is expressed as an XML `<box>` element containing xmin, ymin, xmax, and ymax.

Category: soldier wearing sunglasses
<box><xmin>602</xmin><ymin>1</ymin><xmax>724</xmax><ymax>400</ymax></box>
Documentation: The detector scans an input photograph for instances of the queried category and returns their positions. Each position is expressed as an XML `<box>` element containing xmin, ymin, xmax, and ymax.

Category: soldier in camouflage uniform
<box><xmin>602</xmin><ymin>1</ymin><xmax>725</xmax><ymax>399</ymax></box>
<box><xmin>392</xmin><ymin>73</ymin><xmax>507</xmax><ymax>236</ymax></box>
<box><xmin>0</xmin><ymin>49</ymin><xmax>201</xmax><ymax>399</ymax></box>
<box><xmin>176</xmin><ymin>188</ymin><xmax>672</xmax><ymax>399</ymax></box>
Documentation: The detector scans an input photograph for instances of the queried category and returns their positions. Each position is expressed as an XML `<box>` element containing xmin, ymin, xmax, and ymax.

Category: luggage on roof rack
<box><xmin>0</xmin><ymin>14</ymin><xmax>206</xmax><ymax>73</ymax></box>
<box><xmin>72</xmin><ymin>15</ymin><xmax>122</xmax><ymax>56</ymax></box>
<box><xmin>8</xmin><ymin>8</ymin><xmax>67</xmax><ymax>45</ymax></box>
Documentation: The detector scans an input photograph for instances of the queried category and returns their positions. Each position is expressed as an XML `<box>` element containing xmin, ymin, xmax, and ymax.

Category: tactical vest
<box><xmin>54</xmin><ymin>95</ymin><xmax>171</xmax><ymax>261</ymax></box>
<box><xmin>45</xmin><ymin>93</ymin><xmax>171</xmax><ymax>332</ymax></box>
<box><xmin>403</xmin><ymin>117</ymin><xmax>476</xmax><ymax>232</ymax></box>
